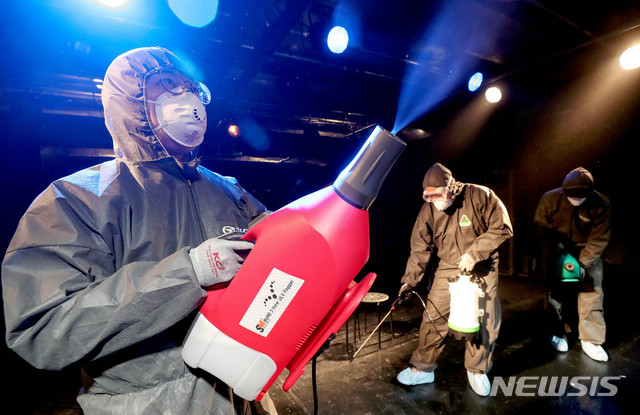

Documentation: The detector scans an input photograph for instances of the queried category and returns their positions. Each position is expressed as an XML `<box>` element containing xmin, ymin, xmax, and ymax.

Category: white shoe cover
<box><xmin>467</xmin><ymin>370</ymin><xmax>491</xmax><ymax>396</ymax></box>
<box><xmin>397</xmin><ymin>367</ymin><xmax>434</xmax><ymax>385</ymax></box>
<box><xmin>581</xmin><ymin>340</ymin><xmax>609</xmax><ymax>362</ymax></box>
<box><xmin>550</xmin><ymin>335</ymin><xmax>569</xmax><ymax>352</ymax></box>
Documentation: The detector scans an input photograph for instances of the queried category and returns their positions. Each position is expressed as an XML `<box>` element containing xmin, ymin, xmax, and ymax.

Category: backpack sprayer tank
<box><xmin>182</xmin><ymin>126</ymin><xmax>406</xmax><ymax>401</ymax></box>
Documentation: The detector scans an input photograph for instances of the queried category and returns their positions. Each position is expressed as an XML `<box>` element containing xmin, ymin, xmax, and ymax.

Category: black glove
<box><xmin>392</xmin><ymin>283</ymin><xmax>414</xmax><ymax>308</ymax></box>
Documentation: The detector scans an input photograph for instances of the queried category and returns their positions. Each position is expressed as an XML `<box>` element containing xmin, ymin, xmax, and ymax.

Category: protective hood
<box><xmin>422</xmin><ymin>162</ymin><xmax>464</xmax><ymax>196</ymax></box>
<box><xmin>562</xmin><ymin>167</ymin><xmax>594</xmax><ymax>198</ymax></box>
<box><xmin>101</xmin><ymin>46</ymin><xmax>195</xmax><ymax>162</ymax></box>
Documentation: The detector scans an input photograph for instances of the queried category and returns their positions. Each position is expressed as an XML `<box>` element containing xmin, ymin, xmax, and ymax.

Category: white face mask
<box><xmin>433</xmin><ymin>198</ymin><xmax>453</xmax><ymax>211</ymax></box>
<box><xmin>152</xmin><ymin>90</ymin><xmax>207</xmax><ymax>147</ymax></box>
<box><xmin>567</xmin><ymin>196</ymin><xmax>586</xmax><ymax>206</ymax></box>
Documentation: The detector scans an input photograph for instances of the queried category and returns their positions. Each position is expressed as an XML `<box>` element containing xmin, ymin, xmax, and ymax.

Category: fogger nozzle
<box><xmin>333</xmin><ymin>126</ymin><xmax>406</xmax><ymax>210</ymax></box>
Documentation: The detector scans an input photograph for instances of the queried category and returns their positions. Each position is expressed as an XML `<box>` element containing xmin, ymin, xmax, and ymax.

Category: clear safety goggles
<box><xmin>146</xmin><ymin>66</ymin><xmax>211</xmax><ymax>105</ymax></box>
<box><xmin>422</xmin><ymin>186</ymin><xmax>449</xmax><ymax>202</ymax></box>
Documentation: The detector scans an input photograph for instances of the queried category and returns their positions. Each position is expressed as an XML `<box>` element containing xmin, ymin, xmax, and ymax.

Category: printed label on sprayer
<box><xmin>239</xmin><ymin>268</ymin><xmax>304</xmax><ymax>337</ymax></box>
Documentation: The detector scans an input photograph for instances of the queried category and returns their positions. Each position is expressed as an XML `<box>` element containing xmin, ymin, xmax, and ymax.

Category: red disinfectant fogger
<box><xmin>182</xmin><ymin>126</ymin><xmax>405</xmax><ymax>400</ymax></box>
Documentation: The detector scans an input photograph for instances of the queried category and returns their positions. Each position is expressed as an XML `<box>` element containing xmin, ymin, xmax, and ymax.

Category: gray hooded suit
<box><xmin>2</xmin><ymin>47</ymin><xmax>267</xmax><ymax>414</ymax></box>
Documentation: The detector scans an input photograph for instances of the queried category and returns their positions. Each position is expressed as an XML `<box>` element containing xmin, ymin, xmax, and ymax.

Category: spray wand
<box><xmin>350</xmin><ymin>287</ymin><xmax>449</xmax><ymax>362</ymax></box>
<box><xmin>350</xmin><ymin>290</ymin><xmax>424</xmax><ymax>361</ymax></box>
<box><xmin>350</xmin><ymin>306</ymin><xmax>395</xmax><ymax>361</ymax></box>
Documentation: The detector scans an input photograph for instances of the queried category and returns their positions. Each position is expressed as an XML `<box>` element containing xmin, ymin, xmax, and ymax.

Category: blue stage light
<box><xmin>327</xmin><ymin>26</ymin><xmax>349</xmax><ymax>54</ymax></box>
<box><xmin>95</xmin><ymin>0</ymin><xmax>128</xmax><ymax>7</ymax></box>
<box><xmin>168</xmin><ymin>0</ymin><xmax>218</xmax><ymax>28</ymax></box>
<box><xmin>468</xmin><ymin>72</ymin><xmax>483</xmax><ymax>92</ymax></box>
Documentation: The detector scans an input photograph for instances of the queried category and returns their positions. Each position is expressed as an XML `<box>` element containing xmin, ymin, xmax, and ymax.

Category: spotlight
<box><xmin>168</xmin><ymin>0</ymin><xmax>218</xmax><ymax>28</ymax></box>
<box><xmin>227</xmin><ymin>124</ymin><xmax>241</xmax><ymax>138</ymax></box>
<box><xmin>327</xmin><ymin>26</ymin><xmax>349</xmax><ymax>54</ymax></box>
<box><xmin>95</xmin><ymin>0</ymin><xmax>128</xmax><ymax>7</ymax></box>
<box><xmin>620</xmin><ymin>44</ymin><xmax>640</xmax><ymax>70</ymax></box>
<box><xmin>468</xmin><ymin>72</ymin><xmax>483</xmax><ymax>92</ymax></box>
<box><xmin>485</xmin><ymin>86</ymin><xmax>502</xmax><ymax>103</ymax></box>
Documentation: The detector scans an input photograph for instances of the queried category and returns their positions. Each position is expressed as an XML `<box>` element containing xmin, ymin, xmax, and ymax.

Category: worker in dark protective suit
<box><xmin>2</xmin><ymin>47</ymin><xmax>277</xmax><ymax>414</ymax></box>
<box><xmin>395</xmin><ymin>163</ymin><xmax>513</xmax><ymax>396</ymax></box>
<box><xmin>534</xmin><ymin>167</ymin><xmax>611</xmax><ymax>362</ymax></box>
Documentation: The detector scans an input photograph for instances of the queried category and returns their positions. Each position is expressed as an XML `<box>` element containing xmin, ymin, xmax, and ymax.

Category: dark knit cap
<box><xmin>562</xmin><ymin>167</ymin><xmax>594</xmax><ymax>198</ymax></box>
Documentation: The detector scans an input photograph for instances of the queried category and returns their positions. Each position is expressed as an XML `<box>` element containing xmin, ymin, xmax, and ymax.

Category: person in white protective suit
<box><xmin>2</xmin><ymin>47</ymin><xmax>278</xmax><ymax>414</ymax></box>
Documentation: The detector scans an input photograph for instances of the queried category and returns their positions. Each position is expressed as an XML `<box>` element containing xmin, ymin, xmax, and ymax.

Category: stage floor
<box><xmin>4</xmin><ymin>264</ymin><xmax>637</xmax><ymax>414</ymax></box>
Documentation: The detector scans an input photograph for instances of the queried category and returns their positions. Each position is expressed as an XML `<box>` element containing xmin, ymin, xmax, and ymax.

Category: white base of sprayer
<box><xmin>182</xmin><ymin>312</ymin><xmax>277</xmax><ymax>401</ymax></box>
